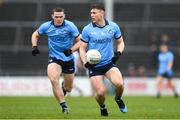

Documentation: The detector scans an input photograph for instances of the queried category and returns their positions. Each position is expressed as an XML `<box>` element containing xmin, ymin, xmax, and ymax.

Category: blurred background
<box><xmin>0</xmin><ymin>0</ymin><xmax>180</xmax><ymax>96</ymax></box>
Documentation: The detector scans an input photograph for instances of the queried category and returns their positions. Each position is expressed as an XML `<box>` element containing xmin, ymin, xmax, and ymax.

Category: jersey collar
<box><xmin>92</xmin><ymin>19</ymin><xmax>109</xmax><ymax>28</ymax></box>
<box><xmin>51</xmin><ymin>20</ymin><xmax>65</xmax><ymax>28</ymax></box>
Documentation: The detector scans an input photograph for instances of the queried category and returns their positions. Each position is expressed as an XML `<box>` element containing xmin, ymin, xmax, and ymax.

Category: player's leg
<box><xmin>62</xmin><ymin>73</ymin><xmax>74</xmax><ymax>94</ymax></box>
<box><xmin>47</xmin><ymin>63</ymin><xmax>68</xmax><ymax>114</ymax></box>
<box><xmin>61</xmin><ymin>59</ymin><xmax>75</xmax><ymax>96</ymax></box>
<box><xmin>105</xmin><ymin>67</ymin><xmax>128</xmax><ymax>113</ymax></box>
<box><xmin>167</xmin><ymin>79</ymin><xmax>178</xmax><ymax>98</ymax></box>
<box><xmin>90</xmin><ymin>75</ymin><xmax>108</xmax><ymax>116</ymax></box>
<box><xmin>47</xmin><ymin>63</ymin><xmax>64</xmax><ymax>102</ymax></box>
<box><xmin>156</xmin><ymin>75</ymin><xmax>164</xmax><ymax>98</ymax></box>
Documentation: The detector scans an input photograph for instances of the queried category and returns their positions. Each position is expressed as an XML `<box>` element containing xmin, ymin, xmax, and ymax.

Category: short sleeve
<box><xmin>69</xmin><ymin>22</ymin><xmax>80</xmax><ymax>38</ymax></box>
<box><xmin>114</xmin><ymin>23</ymin><xmax>122</xmax><ymax>40</ymax></box>
<box><xmin>38</xmin><ymin>23</ymin><xmax>49</xmax><ymax>36</ymax></box>
<box><xmin>80</xmin><ymin>27</ymin><xmax>89</xmax><ymax>43</ymax></box>
<box><xmin>169</xmin><ymin>52</ymin><xmax>174</xmax><ymax>61</ymax></box>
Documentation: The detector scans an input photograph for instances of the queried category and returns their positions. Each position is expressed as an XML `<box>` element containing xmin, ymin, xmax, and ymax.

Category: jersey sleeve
<box><xmin>80</xmin><ymin>27</ymin><xmax>89</xmax><ymax>43</ymax></box>
<box><xmin>69</xmin><ymin>22</ymin><xmax>80</xmax><ymax>38</ymax></box>
<box><xmin>114</xmin><ymin>23</ymin><xmax>122</xmax><ymax>40</ymax></box>
<box><xmin>168</xmin><ymin>52</ymin><xmax>174</xmax><ymax>61</ymax></box>
<box><xmin>37</xmin><ymin>23</ymin><xmax>49</xmax><ymax>36</ymax></box>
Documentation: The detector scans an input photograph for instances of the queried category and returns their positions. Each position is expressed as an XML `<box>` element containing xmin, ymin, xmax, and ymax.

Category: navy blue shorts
<box><xmin>48</xmin><ymin>57</ymin><xmax>75</xmax><ymax>74</ymax></box>
<box><xmin>159</xmin><ymin>72</ymin><xmax>173</xmax><ymax>79</ymax></box>
<box><xmin>88</xmin><ymin>62</ymin><xmax>116</xmax><ymax>78</ymax></box>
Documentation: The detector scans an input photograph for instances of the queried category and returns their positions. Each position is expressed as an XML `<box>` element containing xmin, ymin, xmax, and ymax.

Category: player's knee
<box><xmin>65</xmin><ymin>86</ymin><xmax>73</xmax><ymax>92</ymax></box>
<box><xmin>96</xmin><ymin>89</ymin><xmax>105</xmax><ymax>97</ymax></box>
<box><xmin>114</xmin><ymin>82</ymin><xmax>124</xmax><ymax>89</ymax></box>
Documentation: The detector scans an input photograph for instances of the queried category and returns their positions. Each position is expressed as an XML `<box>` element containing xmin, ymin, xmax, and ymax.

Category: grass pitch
<box><xmin>0</xmin><ymin>96</ymin><xmax>179</xmax><ymax>119</ymax></box>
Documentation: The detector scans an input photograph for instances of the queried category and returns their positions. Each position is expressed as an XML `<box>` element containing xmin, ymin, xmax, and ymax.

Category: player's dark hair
<box><xmin>91</xmin><ymin>4</ymin><xmax>105</xmax><ymax>11</ymax></box>
<box><xmin>52</xmin><ymin>7</ymin><xmax>64</xmax><ymax>14</ymax></box>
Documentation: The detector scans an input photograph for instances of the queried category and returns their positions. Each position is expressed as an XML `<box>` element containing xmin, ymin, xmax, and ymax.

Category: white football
<box><xmin>86</xmin><ymin>49</ymin><xmax>101</xmax><ymax>65</ymax></box>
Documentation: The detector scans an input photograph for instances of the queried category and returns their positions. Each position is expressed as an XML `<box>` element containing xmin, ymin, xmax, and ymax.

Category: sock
<box><xmin>157</xmin><ymin>92</ymin><xmax>161</xmax><ymax>97</ymax></box>
<box><xmin>173</xmin><ymin>90</ymin><xmax>178</xmax><ymax>97</ymax></box>
<box><xmin>60</xmin><ymin>102</ymin><xmax>68</xmax><ymax>109</ymax></box>
<box><xmin>115</xmin><ymin>96</ymin><xmax>125</xmax><ymax>108</ymax></box>
<box><xmin>115</xmin><ymin>96</ymin><xmax>121</xmax><ymax>101</ymax></box>
<box><xmin>100</xmin><ymin>104</ymin><xmax>106</xmax><ymax>109</ymax></box>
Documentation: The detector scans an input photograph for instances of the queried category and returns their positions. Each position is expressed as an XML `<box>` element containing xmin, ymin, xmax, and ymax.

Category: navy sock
<box><xmin>157</xmin><ymin>92</ymin><xmax>161</xmax><ymax>97</ymax></box>
<box><xmin>60</xmin><ymin>102</ymin><xmax>68</xmax><ymax>109</ymax></box>
<box><xmin>100</xmin><ymin>104</ymin><xmax>106</xmax><ymax>109</ymax></box>
<box><xmin>115</xmin><ymin>96</ymin><xmax>121</xmax><ymax>101</ymax></box>
<box><xmin>115</xmin><ymin>96</ymin><xmax>125</xmax><ymax>108</ymax></box>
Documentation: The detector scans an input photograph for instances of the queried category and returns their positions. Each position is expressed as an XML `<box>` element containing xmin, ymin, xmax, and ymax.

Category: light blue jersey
<box><xmin>81</xmin><ymin>20</ymin><xmax>121</xmax><ymax>67</ymax></box>
<box><xmin>158</xmin><ymin>51</ymin><xmax>174</xmax><ymax>75</ymax></box>
<box><xmin>38</xmin><ymin>20</ymin><xmax>79</xmax><ymax>61</ymax></box>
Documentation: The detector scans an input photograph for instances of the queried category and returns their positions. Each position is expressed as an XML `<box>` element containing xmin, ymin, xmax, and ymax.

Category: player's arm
<box><xmin>79</xmin><ymin>40</ymin><xmax>95</xmax><ymax>68</ymax></box>
<box><xmin>31</xmin><ymin>30</ymin><xmax>40</xmax><ymax>47</ymax></box>
<box><xmin>70</xmin><ymin>35</ymin><xmax>81</xmax><ymax>52</ymax></box>
<box><xmin>116</xmin><ymin>36</ymin><xmax>125</xmax><ymax>54</ymax></box>
<box><xmin>167</xmin><ymin>53</ymin><xmax>174</xmax><ymax>71</ymax></box>
<box><xmin>63</xmin><ymin>22</ymin><xmax>80</xmax><ymax>56</ymax></box>
<box><xmin>63</xmin><ymin>35</ymin><xmax>81</xmax><ymax>56</ymax></box>
<box><xmin>79</xmin><ymin>40</ymin><xmax>87</xmax><ymax>64</ymax></box>
<box><xmin>31</xmin><ymin>30</ymin><xmax>40</xmax><ymax>56</ymax></box>
<box><xmin>167</xmin><ymin>61</ymin><xmax>173</xmax><ymax>71</ymax></box>
<box><xmin>112</xmin><ymin>36</ymin><xmax>125</xmax><ymax>63</ymax></box>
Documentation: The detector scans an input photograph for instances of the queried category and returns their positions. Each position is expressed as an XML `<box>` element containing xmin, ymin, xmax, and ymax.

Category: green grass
<box><xmin>0</xmin><ymin>96</ymin><xmax>179</xmax><ymax>119</ymax></box>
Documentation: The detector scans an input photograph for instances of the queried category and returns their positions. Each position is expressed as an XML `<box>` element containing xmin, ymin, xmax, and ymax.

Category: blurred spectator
<box><xmin>150</xmin><ymin>32</ymin><xmax>160</xmax><ymax>69</ymax></box>
<box><xmin>127</xmin><ymin>63</ymin><xmax>136</xmax><ymax>77</ymax></box>
<box><xmin>137</xmin><ymin>65</ymin><xmax>147</xmax><ymax>77</ymax></box>
<box><xmin>150</xmin><ymin>34</ymin><xmax>159</xmax><ymax>53</ymax></box>
<box><xmin>160</xmin><ymin>34</ymin><xmax>175</xmax><ymax>49</ymax></box>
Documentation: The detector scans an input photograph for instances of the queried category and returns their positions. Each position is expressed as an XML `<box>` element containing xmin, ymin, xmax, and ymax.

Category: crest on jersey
<box><xmin>108</xmin><ymin>29</ymin><xmax>113</xmax><ymax>34</ymax></box>
<box><xmin>63</xmin><ymin>29</ymin><xmax>68</xmax><ymax>34</ymax></box>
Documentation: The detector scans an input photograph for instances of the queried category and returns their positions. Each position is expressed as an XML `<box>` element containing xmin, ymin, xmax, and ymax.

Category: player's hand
<box><xmin>112</xmin><ymin>51</ymin><xmax>122</xmax><ymax>63</ymax></box>
<box><xmin>32</xmin><ymin>46</ymin><xmax>40</xmax><ymax>56</ymax></box>
<box><xmin>63</xmin><ymin>49</ymin><xmax>72</xmax><ymax>57</ymax></box>
<box><xmin>84</xmin><ymin>62</ymin><xmax>96</xmax><ymax>68</ymax></box>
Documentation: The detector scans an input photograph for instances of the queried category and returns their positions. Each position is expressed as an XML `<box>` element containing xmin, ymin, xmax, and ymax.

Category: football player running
<box><xmin>79</xmin><ymin>4</ymin><xmax>128</xmax><ymax>116</ymax></box>
<box><xmin>31</xmin><ymin>7</ymin><xmax>81</xmax><ymax>114</ymax></box>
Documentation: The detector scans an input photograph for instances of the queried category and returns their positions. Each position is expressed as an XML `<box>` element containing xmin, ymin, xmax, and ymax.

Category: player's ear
<box><xmin>51</xmin><ymin>14</ymin><xmax>54</xmax><ymax>20</ymax></box>
<box><xmin>101</xmin><ymin>10</ymin><xmax>105</xmax><ymax>17</ymax></box>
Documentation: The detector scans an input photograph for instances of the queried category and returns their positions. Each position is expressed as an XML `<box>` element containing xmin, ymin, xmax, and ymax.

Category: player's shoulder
<box><xmin>38</xmin><ymin>21</ymin><xmax>52</xmax><ymax>33</ymax></box>
<box><xmin>64</xmin><ymin>20</ymin><xmax>76</xmax><ymax>27</ymax></box>
<box><xmin>168</xmin><ymin>51</ymin><xmax>174</xmax><ymax>56</ymax></box>
<box><xmin>107</xmin><ymin>20</ymin><xmax>119</xmax><ymax>27</ymax></box>
<box><xmin>40</xmin><ymin>21</ymin><xmax>52</xmax><ymax>27</ymax></box>
<box><xmin>83</xmin><ymin>23</ymin><xmax>93</xmax><ymax>30</ymax></box>
<box><xmin>159</xmin><ymin>52</ymin><xmax>164</xmax><ymax>57</ymax></box>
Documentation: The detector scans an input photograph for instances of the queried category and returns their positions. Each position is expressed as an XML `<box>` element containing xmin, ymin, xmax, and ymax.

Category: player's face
<box><xmin>90</xmin><ymin>9</ymin><xmax>104</xmax><ymax>23</ymax></box>
<box><xmin>52</xmin><ymin>12</ymin><xmax>65</xmax><ymax>26</ymax></box>
<box><xmin>160</xmin><ymin>45</ymin><xmax>168</xmax><ymax>53</ymax></box>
